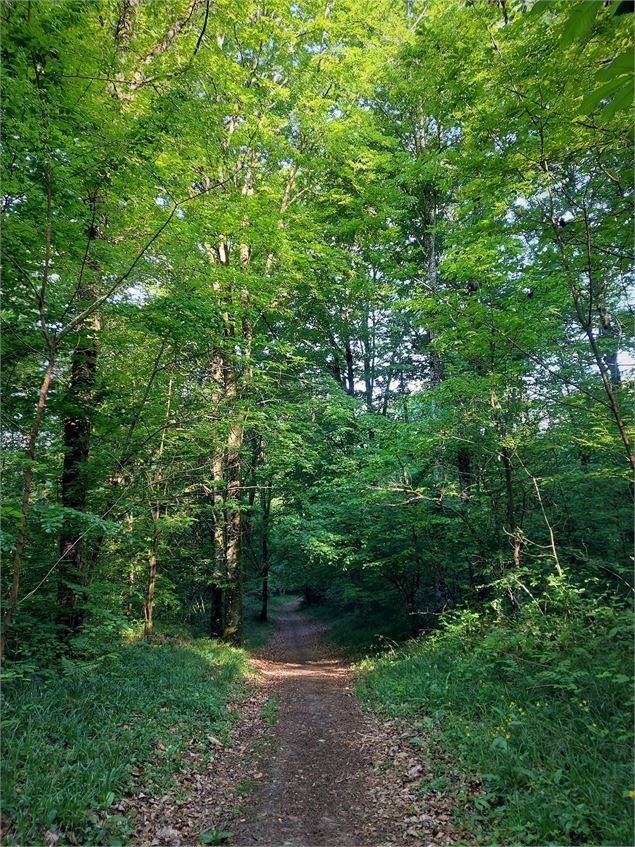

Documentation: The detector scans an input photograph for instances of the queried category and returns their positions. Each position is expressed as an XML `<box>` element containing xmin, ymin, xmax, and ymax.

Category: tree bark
<box><xmin>1</xmin><ymin>354</ymin><xmax>56</xmax><ymax>659</ymax></box>
<box><xmin>210</xmin><ymin>441</ymin><xmax>226</xmax><ymax>637</ymax></box>
<box><xmin>344</xmin><ymin>338</ymin><xmax>355</xmax><ymax>396</ymax></box>
<box><xmin>259</xmin><ymin>480</ymin><xmax>272</xmax><ymax>622</ymax></box>
<box><xmin>223</xmin><ymin>409</ymin><xmax>244</xmax><ymax>643</ymax></box>
<box><xmin>56</xmin><ymin>303</ymin><xmax>100</xmax><ymax>635</ymax></box>
<box><xmin>143</xmin><ymin>377</ymin><xmax>172</xmax><ymax>638</ymax></box>
<box><xmin>457</xmin><ymin>446</ymin><xmax>472</xmax><ymax>502</ymax></box>
<box><xmin>362</xmin><ymin>305</ymin><xmax>374</xmax><ymax>410</ymax></box>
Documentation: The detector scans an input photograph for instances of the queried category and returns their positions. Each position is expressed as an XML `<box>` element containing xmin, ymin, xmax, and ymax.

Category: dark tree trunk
<box><xmin>258</xmin><ymin>480</ymin><xmax>272</xmax><ymax>622</ymax></box>
<box><xmin>457</xmin><ymin>447</ymin><xmax>472</xmax><ymax>502</ymax></box>
<box><xmin>344</xmin><ymin>338</ymin><xmax>355</xmax><ymax>396</ymax></box>
<box><xmin>56</xmin><ymin>309</ymin><xmax>99</xmax><ymax>635</ymax></box>
<box><xmin>210</xmin><ymin>445</ymin><xmax>226</xmax><ymax>638</ymax></box>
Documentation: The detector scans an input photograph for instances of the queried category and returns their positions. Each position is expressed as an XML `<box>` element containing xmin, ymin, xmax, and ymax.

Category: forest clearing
<box><xmin>1</xmin><ymin>0</ymin><xmax>633</xmax><ymax>845</ymax></box>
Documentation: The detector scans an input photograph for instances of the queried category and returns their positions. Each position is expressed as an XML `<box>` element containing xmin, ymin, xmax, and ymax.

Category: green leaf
<box><xmin>560</xmin><ymin>1</ymin><xmax>603</xmax><ymax>47</ymax></box>
<box><xmin>599</xmin><ymin>85</ymin><xmax>634</xmax><ymax>120</ymax></box>
<box><xmin>525</xmin><ymin>0</ymin><xmax>552</xmax><ymax>19</ymax></box>
<box><xmin>580</xmin><ymin>75</ymin><xmax>625</xmax><ymax>113</ymax></box>
<box><xmin>595</xmin><ymin>47</ymin><xmax>635</xmax><ymax>81</ymax></box>
<box><xmin>199</xmin><ymin>830</ymin><xmax>233</xmax><ymax>845</ymax></box>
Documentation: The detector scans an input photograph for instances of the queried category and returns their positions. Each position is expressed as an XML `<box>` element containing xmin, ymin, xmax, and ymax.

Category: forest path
<box><xmin>231</xmin><ymin>599</ymin><xmax>456</xmax><ymax>847</ymax></box>
<box><xmin>132</xmin><ymin>600</ymin><xmax>459</xmax><ymax>846</ymax></box>
<box><xmin>232</xmin><ymin>598</ymin><xmax>379</xmax><ymax>846</ymax></box>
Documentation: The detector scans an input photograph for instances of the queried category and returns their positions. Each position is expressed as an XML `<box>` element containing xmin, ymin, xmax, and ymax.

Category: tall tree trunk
<box><xmin>457</xmin><ymin>446</ymin><xmax>472</xmax><ymax>502</ymax></box>
<box><xmin>144</xmin><ymin>523</ymin><xmax>159</xmax><ymax>636</ymax></box>
<box><xmin>259</xmin><ymin>480</ymin><xmax>272</xmax><ymax>622</ymax></box>
<box><xmin>223</xmin><ymin>405</ymin><xmax>244</xmax><ymax>643</ymax></box>
<box><xmin>56</xmin><ymin>304</ymin><xmax>100</xmax><ymax>635</ymax></box>
<box><xmin>210</xmin><ymin>443</ymin><xmax>226</xmax><ymax>638</ymax></box>
<box><xmin>143</xmin><ymin>377</ymin><xmax>172</xmax><ymax>638</ymax></box>
<box><xmin>362</xmin><ymin>305</ymin><xmax>374</xmax><ymax>410</ymax></box>
<box><xmin>344</xmin><ymin>338</ymin><xmax>355</xmax><ymax>396</ymax></box>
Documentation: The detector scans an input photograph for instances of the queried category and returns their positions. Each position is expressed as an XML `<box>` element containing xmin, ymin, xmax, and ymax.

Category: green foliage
<box><xmin>198</xmin><ymin>830</ymin><xmax>234</xmax><ymax>845</ymax></box>
<box><xmin>357</xmin><ymin>594</ymin><xmax>634</xmax><ymax>845</ymax></box>
<box><xmin>1</xmin><ymin>0</ymin><xmax>632</xmax><ymax>841</ymax></box>
<box><xmin>261</xmin><ymin>697</ymin><xmax>280</xmax><ymax>726</ymax></box>
<box><xmin>1</xmin><ymin>638</ymin><xmax>248</xmax><ymax>845</ymax></box>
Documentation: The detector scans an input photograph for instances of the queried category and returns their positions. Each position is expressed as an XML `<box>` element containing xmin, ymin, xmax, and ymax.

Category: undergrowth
<box><xmin>301</xmin><ymin>600</ymin><xmax>413</xmax><ymax>658</ymax></box>
<box><xmin>1</xmin><ymin>637</ymin><xmax>249</xmax><ymax>846</ymax></box>
<box><xmin>357</xmin><ymin>593</ymin><xmax>634</xmax><ymax>846</ymax></box>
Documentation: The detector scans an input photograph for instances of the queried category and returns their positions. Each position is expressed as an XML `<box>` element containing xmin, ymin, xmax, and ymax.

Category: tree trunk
<box><xmin>143</xmin><ymin>376</ymin><xmax>172</xmax><ymax>638</ymax></box>
<box><xmin>259</xmin><ymin>480</ymin><xmax>272</xmax><ymax>622</ymax></box>
<box><xmin>223</xmin><ymin>418</ymin><xmax>243</xmax><ymax>643</ymax></box>
<box><xmin>56</xmin><ymin>307</ymin><xmax>100</xmax><ymax>635</ymax></box>
<box><xmin>344</xmin><ymin>338</ymin><xmax>355</xmax><ymax>396</ymax></box>
<box><xmin>210</xmin><ymin>447</ymin><xmax>226</xmax><ymax>637</ymax></box>
<box><xmin>144</xmin><ymin>524</ymin><xmax>159</xmax><ymax>636</ymax></box>
<box><xmin>362</xmin><ymin>306</ymin><xmax>374</xmax><ymax>410</ymax></box>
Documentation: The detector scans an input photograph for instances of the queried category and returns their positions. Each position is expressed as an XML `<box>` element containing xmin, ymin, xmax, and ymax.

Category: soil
<box><xmin>231</xmin><ymin>599</ymin><xmax>459</xmax><ymax>847</ymax></box>
<box><xmin>132</xmin><ymin>599</ymin><xmax>462</xmax><ymax>847</ymax></box>
<box><xmin>232</xmin><ymin>599</ymin><xmax>386</xmax><ymax>846</ymax></box>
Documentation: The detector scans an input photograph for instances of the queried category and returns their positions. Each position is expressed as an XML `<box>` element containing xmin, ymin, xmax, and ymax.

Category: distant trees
<box><xmin>2</xmin><ymin>0</ymin><xmax>632</xmax><ymax>661</ymax></box>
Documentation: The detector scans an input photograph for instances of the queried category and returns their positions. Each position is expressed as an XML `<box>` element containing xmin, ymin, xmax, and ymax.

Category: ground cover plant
<box><xmin>357</xmin><ymin>593</ymin><xmax>634</xmax><ymax>846</ymax></box>
<box><xmin>1</xmin><ymin>638</ymin><xmax>248</xmax><ymax>845</ymax></box>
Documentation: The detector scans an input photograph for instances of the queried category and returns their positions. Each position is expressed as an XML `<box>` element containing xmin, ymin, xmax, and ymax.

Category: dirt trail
<box><xmin>232</xmin><ymin>599</ymin><xmax>459</xmax><ymax>847</ymax></box>
<box><xmin>133</xmin><ymin>601</ymin><xmax>460</xmax><ymax>847</ymax></box>
<box><xmin>232</xmin><ymin>599</ymin><xmax>384</xmax><ymax>846</ymax></box>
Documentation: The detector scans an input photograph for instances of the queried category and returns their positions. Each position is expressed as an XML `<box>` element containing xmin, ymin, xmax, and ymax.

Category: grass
<box><xmin>356</xmin><ymin>599</ymin><xmax>634</xmax><ymax>846</ymax></box>
<box><xmin>242</xmin><ymin>592</ymin><xmax>291</xmax><ymax>650</ymax></box>
<box><xmin>1</xmin><ymin>636</ymin><xmax>249</xmax><ymax>846</ymax></box>
<box><xmin>261</xmin><ymin>696</ymin><xmax>280</xmax><ymax>725</ymax></box>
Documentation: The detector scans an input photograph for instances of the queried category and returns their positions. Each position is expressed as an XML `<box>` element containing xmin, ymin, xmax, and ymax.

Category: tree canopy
<box><xmin>2</xmin><ymin>0</ymin><xmax>633</xmax><ymax>843</ymax></box>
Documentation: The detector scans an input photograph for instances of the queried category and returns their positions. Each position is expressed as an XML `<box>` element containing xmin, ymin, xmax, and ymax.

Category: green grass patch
<box><xmin>1</xmin><ymin>637</ymin><xmax>249</xmax><ymax>845</ymax></box>
<box><xmin>356</xmin><ymin>598</ymin><xmax>634</xmax><ymax>846</ymax></box>
<box><xmin>261</xmin><ymin>696</ymin><xmax>280</xmax><ymax>726</ymax></box>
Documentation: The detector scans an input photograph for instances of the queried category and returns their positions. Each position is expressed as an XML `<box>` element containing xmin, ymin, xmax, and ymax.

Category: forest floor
<box><xmin>133</xmin><ymin>599</ymin><xmax>462</xmax><ymax>847</ymax></box>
